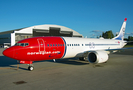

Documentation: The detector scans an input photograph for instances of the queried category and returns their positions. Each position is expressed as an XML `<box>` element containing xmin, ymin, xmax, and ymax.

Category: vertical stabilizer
<box><xmin>113</xmin><ymin>18</ymin><xmax>127</xmax><ymax>40</ymax></box>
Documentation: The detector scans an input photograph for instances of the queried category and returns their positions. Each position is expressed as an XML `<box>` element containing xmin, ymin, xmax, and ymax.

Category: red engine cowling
<box><xmin>88</xmin><ymin>51</ymin><xmax>108</xmax><ymax>64</ymax></box>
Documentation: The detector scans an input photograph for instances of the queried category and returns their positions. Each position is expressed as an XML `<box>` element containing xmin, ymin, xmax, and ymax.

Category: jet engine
<box><xmin>88</xmin><ymin>51</ymin><xmax>108</xmax><ymax>64</ymax></box>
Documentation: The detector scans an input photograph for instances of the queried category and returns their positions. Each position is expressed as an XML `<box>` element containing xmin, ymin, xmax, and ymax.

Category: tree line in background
<box><xmin>98</xmin><ymin>30</ymin><xmax>133</xmax><ymax>45</ymax></box>
<box><xmin>100</xmin><ymin>30</ymin><xmax>114</xmax><ymax>39</ymax></box>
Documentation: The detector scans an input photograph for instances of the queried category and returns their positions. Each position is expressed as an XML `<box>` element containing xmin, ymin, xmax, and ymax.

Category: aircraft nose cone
<box><xmin>3</xmin><ymin>47</ymin><xmax>14</xmax><ymax>58</ymax></box>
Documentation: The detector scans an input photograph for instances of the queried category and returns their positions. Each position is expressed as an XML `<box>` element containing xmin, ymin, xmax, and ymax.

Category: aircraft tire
<box><xmin>28</xmin><ymin>66</ymin><xmax>34</xmax><ymax>71</ymax></box>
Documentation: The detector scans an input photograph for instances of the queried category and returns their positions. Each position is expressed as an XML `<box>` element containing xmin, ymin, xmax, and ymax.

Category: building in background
<box><xmin>0</xmin><ymin>24</ymin><xmax>83</xmax><ymax>47</ymax></box>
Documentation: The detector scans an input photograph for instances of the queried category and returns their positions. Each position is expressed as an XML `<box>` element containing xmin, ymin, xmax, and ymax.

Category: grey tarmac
<box><xmin>0</xmin><ymin>48</ymin><xmax>133</xmax><ymax>90</ymax></box>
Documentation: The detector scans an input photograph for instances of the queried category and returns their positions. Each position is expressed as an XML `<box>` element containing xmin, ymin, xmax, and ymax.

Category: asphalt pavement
<box><xmin>0</xmin><ymin>48</ymin><xmax>133</xmax><ymax>90</ymax></box>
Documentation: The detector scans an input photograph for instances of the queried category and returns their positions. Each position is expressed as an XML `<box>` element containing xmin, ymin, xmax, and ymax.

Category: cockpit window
<box><xmin>25</xmin><ymin>43</ymin><xmax>29</xmax><ymax>46</ymax></box>
<box><xmin>15</xmin><ymin>43</ymin><xmax>29</xmax><ymax>47</ymax></box>
<box><xmin>20</xmin><ymin>43</ymin><xmax>25</xmax><ymax>46</ymax></box>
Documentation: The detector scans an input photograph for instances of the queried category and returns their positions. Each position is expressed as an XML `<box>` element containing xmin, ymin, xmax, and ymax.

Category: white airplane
<box><xmin>3</xmin><ymin>18</ymin><xmax>129</xmax><ymax>71</ymax></box>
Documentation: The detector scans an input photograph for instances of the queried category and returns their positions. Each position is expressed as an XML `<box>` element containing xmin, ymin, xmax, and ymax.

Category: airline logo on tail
<box><xmin>113</xmin><ymin>18</ymin><xmax>127</xmax><ymax>40</ymax></box>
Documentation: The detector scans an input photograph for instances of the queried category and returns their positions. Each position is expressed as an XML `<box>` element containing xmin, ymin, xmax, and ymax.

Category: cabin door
<box><xmin>37</xmin><ymin>39</ymin><xmax>45</xmax><ymax>52</ymax></box>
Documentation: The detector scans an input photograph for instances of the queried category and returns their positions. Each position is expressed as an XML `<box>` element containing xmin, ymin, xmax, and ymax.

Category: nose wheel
<box><xmin>28</xmin><ymin>65</ymin><xmax>34</xmax><ymax>71</ymax></box>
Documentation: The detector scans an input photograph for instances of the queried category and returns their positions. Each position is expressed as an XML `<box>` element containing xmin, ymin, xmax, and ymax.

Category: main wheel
<box><xmin>28</xmin><ymin>66</ymin><xmax>34</xmax><ymax>71</ymax></box>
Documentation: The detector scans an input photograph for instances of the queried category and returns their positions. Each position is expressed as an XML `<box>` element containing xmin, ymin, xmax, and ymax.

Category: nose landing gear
<box><xmin>28</xmin><ymin>64</ymin><xmax>34</xmax><ymax>71</ymax></box>
<box><xmin>19</xmin><ymin>61</ymin><xmax>34</xmax><ymax>71</ymax></box>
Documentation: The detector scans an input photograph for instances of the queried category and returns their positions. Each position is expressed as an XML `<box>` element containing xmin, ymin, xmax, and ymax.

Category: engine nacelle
<box><xmin>88</xmin><ymin>51</ymin><xmax>109</xmax><ymax>64</ymax></box>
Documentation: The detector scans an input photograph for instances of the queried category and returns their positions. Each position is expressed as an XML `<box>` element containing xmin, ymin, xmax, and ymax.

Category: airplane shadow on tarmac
<box><xmin>114</xmin><ymin>49</ymin><xmax>133</xmax><ymax>55</ymax></box>
<box><xmin>0</xmin><ymin>56</ymin><xmax>89</xmax><ymax>70</ymax></box>
<box><xmin>34</xmin><ymin>58</ymin><xmax>89</xmax><ymax>66</ymax></box>
<box><xmin>0</xmin><ymin>56</ymin><xmax>17</xmax><ymax>67</ymax></box>
<box><xmin>52</xmin><ymin>58</ymin><xmax>89</xmax><ymax>65</ymax></box>
<box><xmin>0</xmin><ymin>56</ymin><xmax>28</xmax><ymax>70</ymax></box>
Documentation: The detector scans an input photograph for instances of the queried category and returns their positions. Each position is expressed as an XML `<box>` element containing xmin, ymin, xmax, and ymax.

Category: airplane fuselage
<box><xmin>3</xmin><ymin>36</ymin><xmax>123</xmax><ymax>62</ymax></box>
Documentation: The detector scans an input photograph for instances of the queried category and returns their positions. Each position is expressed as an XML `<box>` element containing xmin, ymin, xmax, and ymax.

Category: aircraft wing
<box><xmin>105</xmin><ymin>47</ymin><xmax>133</xmax><ymax>51</ymax></box>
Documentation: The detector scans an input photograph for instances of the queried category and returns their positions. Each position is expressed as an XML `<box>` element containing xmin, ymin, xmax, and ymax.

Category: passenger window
<box><xmin>60</xmin><ymin>44</ymin><xmax>62</xmax><ymax>46</ymax></box>
<box><xmin>58</xmin><ymin>44</ymin><xmax>60</xmax><ymax>46</ymax></box>
<box><xmin>47</xmin><ymin>44</ymin><xmax>49</xmax><ymax>47</ymax></box>
<box><xmin>82</xmin><ymin>44</ymin><xmax>84</xmax><ymax>46</ymax></box>
<box><xmin>53</xmin><ymin>44</ymin><xmax>55</xmax><ymax>46</ymax></box>
<box><xmin>72</xmin><ymin>44</ymin><xmax>73</xmax><ymax>46</ymax></box>
<box><xmin>70</xmin><ymin>44</ymin><xmax>71</xmax><ymax>46</ymax></box>
<box><xmin>50</xmin><ymin>44</ymin><xmax>52</xmax><ymax>46</ymax></box>
<box><xmin>67</xmin><ymin>44</ymin><xmax>69</xmax><ymax>46</ymax></box>
<box><xmin>56</xmin><ymin>44</ymin><xmax>57</xmax><ymax>46</ymax></box>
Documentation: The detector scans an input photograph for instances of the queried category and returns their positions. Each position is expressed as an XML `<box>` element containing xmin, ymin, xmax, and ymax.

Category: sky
<box><xmin>0</xmin><ymin>0</ymin><xmax>133</xmax><ymax>38</ymax></box>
